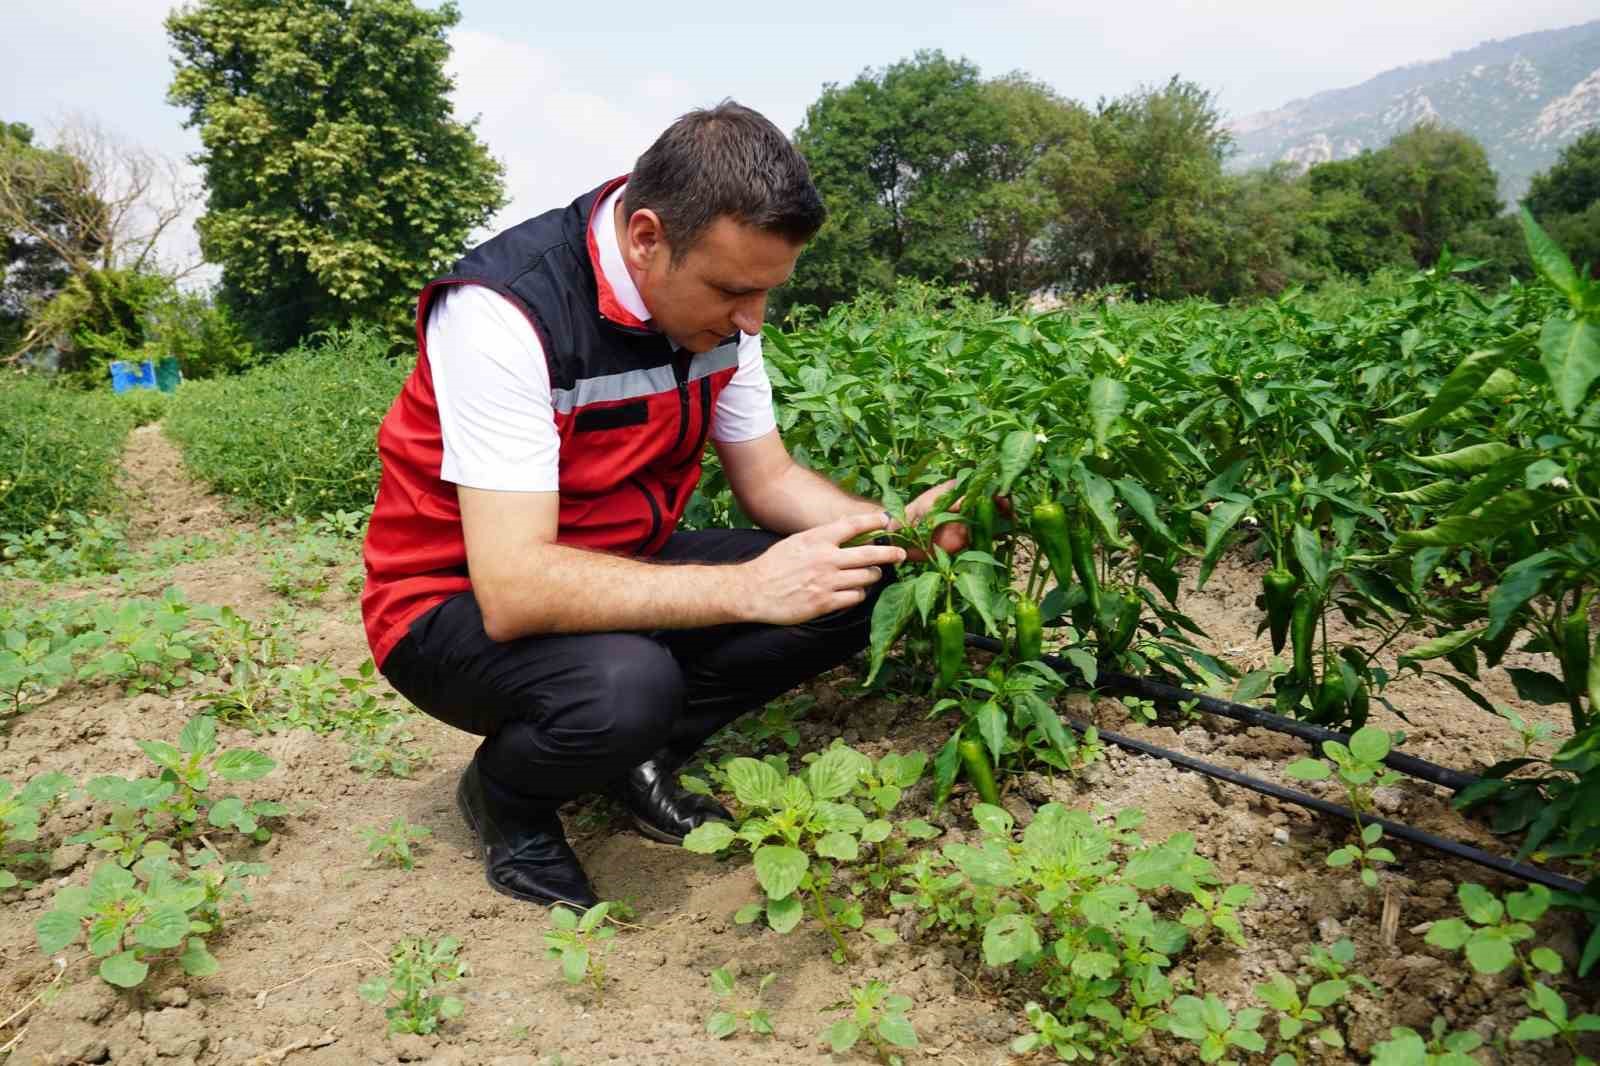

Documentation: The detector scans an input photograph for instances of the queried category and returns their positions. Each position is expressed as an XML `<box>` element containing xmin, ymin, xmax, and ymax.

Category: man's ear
<box><xmin>622</xmin><ymin>207</ymin><xmax>670</xmax><ymax>271</ymax></box>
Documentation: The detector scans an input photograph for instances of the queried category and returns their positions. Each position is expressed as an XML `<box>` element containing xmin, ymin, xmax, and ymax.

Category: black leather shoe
<box><xmin>615</xmin><ymin>749</ymin><xmax>734</xmax><ymax>845</ymax></box>
<box><xmin>456</xmin><ymin>761</ymin><xmax>599</xmax><ymax>909</ymax></box>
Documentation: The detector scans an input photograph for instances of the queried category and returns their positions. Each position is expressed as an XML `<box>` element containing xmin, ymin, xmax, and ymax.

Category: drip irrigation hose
<box><xmin>970</xmin><ymin>632</ymin><xmax>1479</xmax><ymax>792</ymax></box>
<box><xmin>963</xmin><ymin>633</ymin><xmax>1585</xmax><ymax>894</ymax></box>
<box><xmin>1062</xmin><ymin>712</ymin><xmax>1586</xmax><ymax>895</ymax></box>
<box><xmin>1096</xmin><ymin>671</ymin><xmax>1480</xmax><ymax>793</ymax></box>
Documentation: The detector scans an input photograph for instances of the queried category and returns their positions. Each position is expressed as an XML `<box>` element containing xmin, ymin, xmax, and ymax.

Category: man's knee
<box><xmin>577</xmin><ymin>637</ymin><xmax>684</xmax><ymax>753</ymax></box>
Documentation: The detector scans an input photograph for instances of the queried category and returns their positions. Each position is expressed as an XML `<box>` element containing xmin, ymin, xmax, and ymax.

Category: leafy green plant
<box><xmin>1121</xmin><ymin>695</ymin><xmax>1158</xmax><ymax>726</ymax></box>
<box><xmin>359</xmin><ymin>935</ymin><xmax>467</xmax><ymax>1035</ymax></box>
<box><xmin>0</xmin><ymin>377</ymin><xmax>136</xmax><ymax>539</ymax></box>
<box><xmin>1368</xmin><ymin>1018</ymin><xmax>1486</xmax><ymax>1066</ymax></box>
<box><xmin>894</xmin><ymin>802</ymin><xmax>1245</xmax><ymax>1060</ymax></box>
<box><xmin>1297</xmin><ymin>937</ymin><xmax>1379</xmax><ymax>996</ymax></box>
<box><xmin>1253</xmin><ymin>971</ymin><xmax>1348</xmax><ymax>1064</ymax></box>
<box><xmin>0</xmin><ymin>771</ymin><xmax>71</xmax><ymax>888</ymax></box>
<box><xmin>360</xmin><ymin>819</ymin><xmax>432</xmax><ymax>871</ymax></box>
<box><xmin>1284</xmin><ymin>726</ymin><xmax>1401</xmax><ymax>887</ymax></box>
<box><xmin>73</xmin><ymin>588</ymin><xmax>220</xmax><ymax>695</ymax></box>
<box><xmin>1510</xmin><ymin>978</ymin><xmax>1600</xmax><ymax>1062</ymax></box>
<box><xmin>683</xmin><ymin>747</ymin><xmax>878</xmax><ymax>960</ymax></box>
<box><xmin>1</xmin><ymin>509</ymin><xmax>128</xmax><ymax>580</ymax></box>
<box><xmin>543</xmin><ymin>902</ymin><xmax>617</xmax><ymax>1006</ymax></box>
<box><xmin>706</xmin><ymin>967</ymin><xmax>776</xmax><ymax>1040</ymax></box>
<box><xmin>262</xmin><ymin>523</ymin><xmax>355</xmax><ymax>604</ymax></box>
<box><xmin>35</xmin><ymin>858</ymin><xmax>226</xmax><ymax>988</ymax></box>
<box><xmin>1423</xmin><ymin>882</ymin><xmax>1543</xmax><ymax>975</ymax></box>
<box><xmin>70</xmin><ymin>715</ymin><xmax>282</xmax><ymax>862</ymax></box>
<box><xmin>1161</xmin><ymin>993</ymin><xmax>1267</xmax><ymax>1063</ymax></box>
<box><xmin>0</xmin><ymin>622</ymin><xmax>75</xmax><ymax>719</ymax></box>
<box><xmin>1180</xmin><ymin>881</ymin><xmax>1254</xmax><ymax>948</ymax></box>
<box><xmin>818</xmin><ymin>979</ymin><xmax>917</xmax><ymax>1065</ymax></box>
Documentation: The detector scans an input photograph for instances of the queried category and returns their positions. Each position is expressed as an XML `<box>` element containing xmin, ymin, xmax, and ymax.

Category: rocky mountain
<box><xmin>1228</xmin><ymin>19</ymin><xmax>1600</xmax><ymax>203</ymax></box>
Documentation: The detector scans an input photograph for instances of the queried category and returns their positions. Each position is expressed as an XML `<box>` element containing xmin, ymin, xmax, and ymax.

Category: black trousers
<box><xmin>379</xmin><ymin>528</ymin><xmax>890</xmax><ymax>810</ymax></box>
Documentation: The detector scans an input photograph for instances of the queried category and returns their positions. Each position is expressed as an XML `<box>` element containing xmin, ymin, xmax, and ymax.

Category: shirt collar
<box><xmin>587</xmin><ymin>178</ymin><xmax>653</xmax><ymax>329</ymax></box>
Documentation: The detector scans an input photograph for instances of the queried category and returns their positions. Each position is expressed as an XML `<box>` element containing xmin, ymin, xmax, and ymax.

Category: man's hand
<box><xmin>897</xmin><ymin>478</ymin><xmax>970</xmax><ymax>563</ymax></box>
<box><xmin>734</xmin><ymin>512</ymin><xmax>907</xmax><ymax>625</ymax></box>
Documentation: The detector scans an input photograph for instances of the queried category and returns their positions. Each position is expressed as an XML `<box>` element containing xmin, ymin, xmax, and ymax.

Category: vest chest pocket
<box><xmin>573</xmin><ymin>400</ymin><xmax>649</xmax><ymax>432</ymax></box>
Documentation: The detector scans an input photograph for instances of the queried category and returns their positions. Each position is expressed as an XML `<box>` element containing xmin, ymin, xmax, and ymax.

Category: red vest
<box><xmin>361</xmin><ymin>178</ymin><xmax>740</xmax><ymax>666</ymax></box>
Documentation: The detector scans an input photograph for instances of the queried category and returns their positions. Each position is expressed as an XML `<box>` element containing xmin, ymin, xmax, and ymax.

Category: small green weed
<box><xmin>359</xmin><ymin>935</ymin><xmax>467</xmax><ymax>1035</ymax></box>
<box><xmin>0</xmin><ymin>771</ymin><xmax>72</xmax><ymax>889</ymax></box>
<box><xmin>543</xmin><ymin>901</ymin><xmax>618</xmax><ymax>1005</ymax></box>
<box><xmin>818</xmin><ymin>980</ymin><xmax>917</xmax><ymax>1064</ymax></box>
<box><xmin>706</xmin><ymin>967</ymin><xmax>777</xmax><ymax>1039</ymax></box>
<box><xmin>361</xmin><ymin>818</ymin><xmax>432</xmax><ymax>870</ymax></box>
<box><xmin>1285</xmin><ymin>726</ymin><xmax>1402</xmax><ymax>888</ymax></box>
<box><xmin>34</xmin><ymin>856</ymin><xmax>251</xmax><ymax>988</ymax></box>
<box><xmin>1</xmin><ymin>510</ymin><xmax>128</xmax><ymax>580</ymax></box>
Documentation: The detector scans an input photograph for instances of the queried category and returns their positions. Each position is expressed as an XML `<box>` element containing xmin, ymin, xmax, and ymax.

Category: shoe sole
<box><xmin>630</xmin><ymin>814</ymin><xmax>687</xmax><ymax>846</ymax></box>
<box><xmin>456</xmin><ymin>773</ymin><xmax>592</xmax><ymax>909</ymax></box>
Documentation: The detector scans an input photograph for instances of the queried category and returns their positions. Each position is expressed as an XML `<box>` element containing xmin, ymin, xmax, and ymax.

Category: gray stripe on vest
<box><xmin>550</xmin><ymin>339</ymin><xmax>739</xmax><ymax>414</ymax></box>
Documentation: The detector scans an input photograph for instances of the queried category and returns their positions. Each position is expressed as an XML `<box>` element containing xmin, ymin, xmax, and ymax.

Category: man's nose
<box><xmin>730</xmin><ymin>295</ymin><xmax>766</xmax><ymax>335</ymax></box>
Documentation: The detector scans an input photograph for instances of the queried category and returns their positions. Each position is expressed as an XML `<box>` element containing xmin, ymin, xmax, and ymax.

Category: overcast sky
<box><xmin>4</xmin><ymin>0</ymin><xmax>1596</xmax><ymax>272</ymax></box>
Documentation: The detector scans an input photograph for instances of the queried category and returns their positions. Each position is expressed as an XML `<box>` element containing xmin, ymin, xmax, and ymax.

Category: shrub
<box><xmin>165</xmin><ymin>324</ymin><xmax>410</xmax><ymax>520</ymax></box>
<box><xmin>0</xmin><ymin>376</ymin><xmax>135</xmax><ymax>537</ymax></box>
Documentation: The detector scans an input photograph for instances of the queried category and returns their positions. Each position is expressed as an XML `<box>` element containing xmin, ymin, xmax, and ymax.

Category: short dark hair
<box><xmin>624</xmin><ymin>101</ymin><xmax>825</xmax><ymax>262</ymax></box>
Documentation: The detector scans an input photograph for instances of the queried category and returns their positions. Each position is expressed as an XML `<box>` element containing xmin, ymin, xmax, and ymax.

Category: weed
<box><xmin>818</xmin><ymin>980</ymin><xmax>917</xmax><ymax>1065</ymax></box>
<box><xmin>34</xmin><ymin>857</ymin><xmax>246</xmax><ymax>988</ymax></box>
<box><xmin>543</xmin><ymin>902</ymin><xmax>617</xmax><ymax>1006</ymax></box>
<box><xmin>706</xmin><ymin>967</ymin><xmax>777</xmax><ymax>1039</ymax></box>
<box><xmin>0</xmin><ymin>771</ymin><xmax>72</xmax><ymax>889</ymax></box>
<box><xmin>1285</xmin><ymin>726</ymin><xmax>1402</xmax><ymax>888</ymax></box>
<box><xmin>361</xmin><ymin>819</ymin><xmax>432</xmax><ymax>870</ymax></box>
<box><xmin>359</xmin><ymin>935</ymin><xmax>467</xmax><ymax>1035</ymax></box>
<box><xmin>1</xmin><ymin>510</ymin><xmax>128</xmax><ymax>580</ymax></box>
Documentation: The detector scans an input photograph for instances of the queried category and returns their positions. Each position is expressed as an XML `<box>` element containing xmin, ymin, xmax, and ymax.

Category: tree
<box><xmin>166</xmin><ymin>0</ymin><xmax>506</xmax><ymax>351</ymax></box>
<box><xmin>1</xmin><ymin>117</ymin><xmax>196</xmax><ymax>380</ymax></box>
<box><xmin>1525</xmin><ymin>129</ymin><xmax>1600</xmax><ymax>219</ymax></box>
<box><xmin>1043</xmin><ymin>77</ymin><xmax>1236</xmax><ymax>299</ymax></box>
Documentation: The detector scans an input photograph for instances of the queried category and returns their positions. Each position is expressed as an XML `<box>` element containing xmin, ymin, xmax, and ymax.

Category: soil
<box><xmin>1</xmin><ymin>426</ymin><xmax>1596</xmax><ymax>1066</ymax></box>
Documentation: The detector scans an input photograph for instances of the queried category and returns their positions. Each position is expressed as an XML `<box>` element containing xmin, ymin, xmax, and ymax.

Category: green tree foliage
<box><xmin>1525</xmin><ymin>129</ymin><xmax>1600</xmax><ymax>219</ymax></box>
<box><xmin>1043</xmin><ymin>77</ymin><xmax>1237</xmax><ymax>299</ymax></box>
<box><xmin>0</xmin><ymin>121</ymin><xmax>106</xmax><ymax>359</ymax></box>
<box><xmin>165</xmin><ymin>0</ymin><xmax>506</xmax><ymax>351</ymax></box>
<box><xmin>1303</xmin><ymin>124</ymin><xmax>1500</xmax><ymax>273</ymax></box>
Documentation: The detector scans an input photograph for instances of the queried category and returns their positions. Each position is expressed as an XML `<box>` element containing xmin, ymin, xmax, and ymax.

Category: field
<box><xmin>1</xmin><ymin>222</ymin><xmax>1598</xmax><ymax>1066</ymax></box>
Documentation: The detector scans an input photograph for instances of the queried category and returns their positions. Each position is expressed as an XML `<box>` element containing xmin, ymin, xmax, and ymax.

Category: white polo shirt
<box><xmin>425</xmin><ymin>182</ymin><xmax>778</xmax><ymax>493</ymax></box>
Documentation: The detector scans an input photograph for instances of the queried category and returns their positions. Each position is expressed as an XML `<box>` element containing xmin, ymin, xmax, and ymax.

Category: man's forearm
<box><xmin>739</xmin><ymin>460</ymin><xmax>881</xmax><ymax>535</ymax></box>
<box><xmin>479</xmin><ymin>542</ymin><xmax>744</xmax><ymax>641</ymax></box>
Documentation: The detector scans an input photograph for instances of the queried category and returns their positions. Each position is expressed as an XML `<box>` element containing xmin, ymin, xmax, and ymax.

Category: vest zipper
<box><xmin>627</xmin><ymin>475</ymin><xmax>663</xmax><ymax>547</ymax></box>
<box><xmin>671</xmin><ymin>353</ymin><xmax>692</xmax><ymax>453</ymax></box>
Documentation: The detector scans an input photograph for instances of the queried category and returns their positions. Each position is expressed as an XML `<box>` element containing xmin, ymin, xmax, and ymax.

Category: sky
<box><xmin>4</xmin><ymin>0</ymin><xmax>1597</xmax><ymax>274</ymax></box>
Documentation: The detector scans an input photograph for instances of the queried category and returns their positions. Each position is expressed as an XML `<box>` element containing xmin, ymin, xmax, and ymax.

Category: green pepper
<box><xmin>1031</xmin><ymin>501</ymin><xmax>1074</xmax><ymax>596</ymax></box>
<box><xmin>935</xmin><ymin>610</ymin><xmax>965</xmax><ymax>692</ymax></box>
<box><xmin>969</xmin><ymin>495</ymin><xmax>998</xmax><ymax>556</ymax></box>
<box><xmin>1067</xmin><ymin>518</ymin><xmax>1101</xmax><ymax>616</ymax></box>
<box><xmin>1560</xmin><ymin>595</ymin><xmax>1592</xmax><ymax>705</ymax></box>
<box><xmin>1015</xmin><ymin>599</ymin><xmax>1043</xmax><ymax>662</ymax></box>
<box><xmin>1347</xmin><ymin>679</ymin><xmax>1370</xmax><ymax>730</ymax></box>
<box><xmin>1104</xmin><ymin>590</ymin><xmax>1142</xmax><ymax>656</ymax></box>
<box><xmin>957</xmin><ymin>737</ymin><xmax>1001</xmax><ymax>807</ymax></box>
<box><xmin>1588</xmin><ymin>631</ymin><xmax>1600</xmax><ymax>724</ymax></box>
<box><xmin>1262</xmin><ymin>568</ymin><xmax>1298</xmax><ymax>655</ymax></box>
<box><xmin>1290</xmin><ymin>589</ymin><xmax>1319</xmax><ymax>686</ymax></box>
<box><xmin>1310</xmin><ymin>667</ymin><xmax>1348</xmax><ymax>725</ymax></box>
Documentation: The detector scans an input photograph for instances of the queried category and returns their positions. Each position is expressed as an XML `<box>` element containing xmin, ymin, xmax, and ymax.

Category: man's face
<box><xmin>619</xmin><ymin>205</ymin><xmax>803</xmax><ymax>354</ymax></box>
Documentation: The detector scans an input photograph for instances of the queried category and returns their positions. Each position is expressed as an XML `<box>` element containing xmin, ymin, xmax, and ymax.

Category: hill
<box><xmin>1228</xmin><ymin>19</ymin><xmax>1600</xmax><ymax>203</ymax></box>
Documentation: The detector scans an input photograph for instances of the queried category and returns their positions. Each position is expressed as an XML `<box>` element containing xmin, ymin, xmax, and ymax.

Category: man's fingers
<box><xmin>822</xmin><ymin>510</ymin><xmax>891</xmax><ymax>545</ymax></box>
<box><xmin>838</xmin><ymin>544</ymin><xmax>905</xmax><ymax>568</ymax></box>
<box><xmin>833</xmin><ymin>565</ymin><xmax>884</xmax><ymax>590</ymax></box>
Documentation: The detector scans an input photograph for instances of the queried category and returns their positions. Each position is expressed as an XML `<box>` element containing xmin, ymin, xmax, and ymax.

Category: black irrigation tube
<box><xmin>964</xmin><ymin>634</ymin><xmax>1586</xmax><ymax>895</ymax></box>
<box><xmin>1094</xmin><ymin>671</ymin><xmax>1481</xmax><ymax>793</ymax></box>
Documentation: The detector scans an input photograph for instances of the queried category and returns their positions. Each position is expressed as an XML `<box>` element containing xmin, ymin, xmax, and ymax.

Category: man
<box><xmin>361</xmin><ymin>102</ymin><xmax>961</xmax><ymax>909</ymax></box>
